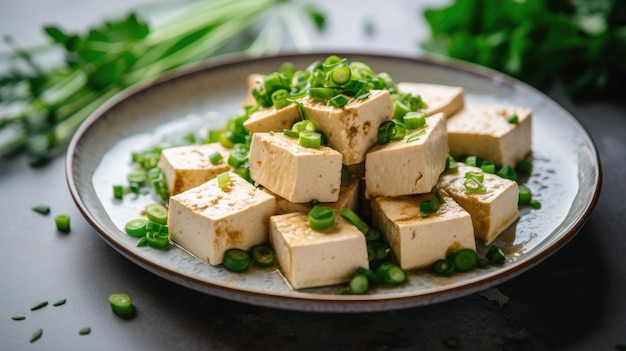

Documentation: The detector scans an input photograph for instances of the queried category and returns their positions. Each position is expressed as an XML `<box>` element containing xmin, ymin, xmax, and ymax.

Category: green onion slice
<box><xmin>223</xmin><ymin>248</ymin><xmax>250</xmax><ymax>272</ymax></box>
<box><xmin>340</xmin><ymin>208</ymin><xmax>370</xmax><ymax>234</ymax></box>
<box><xmin>55</xmin><ymin>215</ymin><xmax>71</xmax><ymax>233</ymax></box>
<box><xmin>208</xmin><ymin>151</ymin><xmax>223</xmax><ymax>165</ymax></box>
<box><xmin>486</xmin><ymin>245</ymin><xmax>506</xmax><ymax>265</ymax></box>
<box><xmin>309</xmin><ymin>87</ymin><xmax>339</xmax><ymax>100</ymax></box>
<box><xmin>251</xmin><ymin>245</ymin><xmax>275</xmax><ymax>267</ymax></box>
<box><xmin>299</xmin><ymin>131</ymin><xmax>322</xmax><ymax>149</ymax></box>
<box><xmin>108</xmin><ymin>293</ymin><xmax>134</xmax><ymax>316</ymax></box>
<box><xmin>403</xmin><ymin>111</ymin><xmax>426</xmax><ymax>129</ymax></box>
<box><xmin>376</xmin><ymin>263</ymin><xmax>407</xmax><ymax>284</ymax></box>
<box><xmin>453</xmin><ymin>248</ymin><xmax>478</xmax><ymax>272</ymax></box>
<box><xmin>308</xmin><ymin>205</ymin><xmax>336</xmax><ymax>231</ymax></box>
<box><xmin>432</xmin><ymin>259</ymin><xmax>455</xmax><ymax>276</ymax></box>
<box><xmin>348</xmin><ymin>273</ymin><xmax>369</xmax><ymax>295</ymax></box>
<box><xmin>217</xmin><ymin>172</ymin><xmax>231</xmax><ymax>189</ymax></box>
<box><xmin>145</xmin><ymin>204</ymin><xmax>168</xmax><ymax>225</ymax></box>
<box><xmin>125</xmin><ymin>218</ymin><xmax>148</xmax><ymax>237</ymax></box>
<box><xmin>377</xmin><ymin>120</ymin><xmax>406</xmax><ymax>144</ymax></box>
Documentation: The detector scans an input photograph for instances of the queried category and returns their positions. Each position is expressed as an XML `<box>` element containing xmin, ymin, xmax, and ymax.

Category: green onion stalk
<box><xmin>0</xmin><ymin>0</ymin><xmax>325</xmax><ymax>165</ymax></box>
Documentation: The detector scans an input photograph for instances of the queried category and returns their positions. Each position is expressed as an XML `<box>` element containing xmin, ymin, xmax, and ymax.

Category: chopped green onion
<box><xmin>480</xmin><ymin>161</ymin><xmax>496</xmax><ymax>174</ymax></box>
<box><xmin>348</xmin><ymin>273</ymin><xmax>369</xmax><ymax>294</ymax></box>
<box><xmin>12</xmin><ymin>315</ymin><xmax>26</xmax><ymax>321</ymax></box>
<box><xmin>52</xmin><ymin>299</ymin><xmax>67</xmax><ymax>307</ymax></box>
<box><xmin>79</xmin><ymin>327</ymin><xmax>91</xmax><ymax>335</ymax></box>
<box><xmin>292</xmin><ymin>120</ymin><xmax>316</xmax><ymax>133</ymax></box>
<box><xmin>125</xmin><ymin>218</ymin><xmax>149</xmax><ymax>237</ymax></box>
<box><xmin>453</xmin><ymin>248</ymin><xmax>477</xmax><ymax>272</ymax></box>
<box><xmin>309</xmin><ymin>87</ymin><xmax>339</xmax><ymax>100</ymax></box>
<box><xmin>340</xmin><ymin>208</ymin><xmax>370</xmax><ymax>234</ymax></box>
<box><xmin>392</xmin><ymin>100</ymin><xmax>411</xmax><ymax>120</ymax></box>
<box><xmin>32</xmin><ymin>205</ymin><xmax>51</xmax><ymax>215</ymax></box>
<box><xmin>341</xmin><ymin>165</ymin><xmax>350</xmax><ymax>182</ymax></box>
<box><xmin>464</xmin><ymin>171</ymin><xmax>484</xmax><ymax>183</ymax></box>
<box><xmin>217</xmin><ymin>172</ymin><xmax>231</xmax><ymax>189</ymax></box>
<box><xmin>420</xmin><ymin>198</ymin><xmax>440</xmax><ymax>213</ymax></box>
<box><xmin>127</xmin><ymin>170</ymin><xmax>147</xmax><ymax>186</ymax></box>
<box><xmin>208</xmin><ymin>151</ymin><xmax>223</xmax><ymax>165</ymax></box>
<box><xmin>377</xmin><ymin>120</ymin><xmax>406</xmax><ymax>144</ymax></box>
<box><xmin>465</xmin><ymin>155</ymin><xmax>480</xmax><ymax>167</ymax></box>
<box><xmin>445</xmin><ymin>155</ymin><xmax>458</xmax><ymax>171</ymax></box>
<box><xmin>530</xmin><ymin>200</ymin><xmax>542</xmax><ymax>209</ymax></box>
<box><xmin>364</xmin><ymin>227</ymin><xmax>382</xmax><ymax>242</ymax></box>
<box><xmin>299</xmin><ymin>131</ymin><xmax>322</xmax><ymax>149</ymax></box>
<box><xmin>283</xmin><ymin>129</ymin><xmax>299</xmax><ymax>138</ymax></box>
<box><xmin>146</xmin><ymin>230</ymin><xmax>169</xmax><ymax>249</ymax></box>
<box><xmin>497</xmin><ymin>165</ymin><xmax>517</xmax><ymax>181</ymax></box>
<box><xmin>432</xmin><ymin>259</ymin><xmax>455</xmax><ymax>276</ymax></box>
<box><xmin>55</xmin><ymin>215</ymin><xmax>71</xmax><ymax>233</ymax></box>
<box><xmin>403</xmin><ymin>111</ymin><xmax>426</xmax><ymax>129</ymax></box>
<box><xmin>331</xmin><ymin>66</ymin><xmax>352</xmax><ymax>85</ymax></box>
<box><xmin>30</xmin><ymin>328</ymin><xmax>43</xmax><ymax>343</ymax></box>
<box><xmin>223</xmin><ymin>248</ymin><xmax>250</xmax><ymax>272</ymax></box>
<box><xmin>251</xmin><ymin>245</ymin><xmax>275</xmax><ymax>267</ymax></box>
<box><xmin>328</xmin><ymin>94</ymin><xmax>350</xmax><ymax>108</ymax></box>
<box><xmin>515</xmin><ymin>159</ymin><xmax>533</xmax><ymax>175</ymax></box>
<box><xmin>477</xmin><ymin>258</ymin><xmax>492</xmax><ymax>268</ymax></box>
<box><xmin>507</xmin><ymin>114</ymin><xmax>519</xmax><ymax>124</ymax></box>
<box><xmin>405</xmin><ymin>129</ymin><xmax>427</xmax><ymax>143</ymax></box>
<box><xmin>518</xmin><ymin>184</ymin><xmax>532</xmax><ymax>205</ymax></box>
<box><xmin>463</xmin><ymin>178</ymin><xmax>486</xmax><ymax>193</ymax></box>
<box><xmin>136</xmin><ymin>236</ymin><xmax>148</xmax><ymax>247</ymax></box>
<box><xmin>434</xmin><ymin>188</ymin><xmax>446</xmax><ymax>204</ymax></box>
<box><xmin>375</xmin><ymin>263</ymin><xmax>407</xmax><ymax>284</ymax></box>
<box><xmin>31</xmin><ymin>301</ymin><xmax>48</xmax><ymax>311</ymax></box>
<box><xmin>227</xmin><ymin>145</ymin><xmax>249</xmax><ymax>168</ymax></box>
<box><xmin>145</xmin><ymin>204</ymin><xmax>168</xmax><ymax>225</ymax></box>
<box><xmin>308</xmin><ymin>205</ymin><xmax>336</xmax><ymax>231</ymax></box>
<box><xmin>486</xmin><ymin>245</ymin><xmax>506</xmax><ymax>265</ymax></box>
<box><xmin>112</xmin><ymin>184</ymin><xmax>124</xmax><ymax>199</ymax></box>
<box><xmin>108</xmin><ymin>293</ymin><xmax>134</xmax><ymax>317</ymax></box>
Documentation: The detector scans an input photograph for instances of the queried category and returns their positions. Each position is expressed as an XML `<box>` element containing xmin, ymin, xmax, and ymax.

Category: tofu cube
<box><xmin>158</xmin><ymin>143</ymin><xmax>231</xmax><ymax>196</ymax></box>
<box><xmin>248</xmin><ymin>132</ymin><xmax>343</xmax><ymax>203</ymax></box>
<box><xmin>168</xmin><ymin>173</ymin><xmax>276</xmax><ymax>266</ymax></box>
<box><xmin>446</xmin><ymin>104</ymin><xmax>532</xmax><ymax>167</ymax></box>
<box><xmin>397</xmin><ymin>82</ymin><xmax>465</xmax><ymax>118</ymax></box>
<box><xmin>243</xmin><ymin>104</ymin><xmax>301</xmax><ymax>134</ymax></box>
<box><xmin>365</xmin><ymin>113</ymin><xmax>449</xmax><ymax>199</ymax></box>
<box><xmin>438</xmin><ymin>163</ymin><xmax>519</xmax><ymax>244</ymax></box>
<box><xmin>302</xmin><ymin>90</ymin><xmax>394</xmax><ymax>165</ymax></box>
<box><xmin>269</xmin><ymin>212</ymin><xmax>369</xmax><ymax>289</ymax></box>
<box><xmin>371</xmin><ymin>193</ymin><xmax>476</xmax><ymax>270</ymax></box>
<box><xmin>270</xmin><ymin>176</ymin><xmax>361</xmax><ymax>215</ymax></box>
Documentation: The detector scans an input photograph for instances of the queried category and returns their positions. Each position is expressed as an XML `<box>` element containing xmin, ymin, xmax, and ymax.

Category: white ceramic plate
<box><xmin>67</xmin><ymin>53</ymin><xmax>601</xmax><ymax>312</ymax></box>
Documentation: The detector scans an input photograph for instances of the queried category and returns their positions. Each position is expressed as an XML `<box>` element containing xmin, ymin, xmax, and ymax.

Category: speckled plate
<box><xmin>66</xmin><ymin>52</ymin><xmax>601</xmax><ymax>312</ymax></box>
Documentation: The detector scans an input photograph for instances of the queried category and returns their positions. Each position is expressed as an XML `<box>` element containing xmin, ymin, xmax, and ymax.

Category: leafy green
<box><xmin>0</xmin><ymin>0</ymin><xmax>326</xmax><ymax>165</ymax></box>
<box><xmin>421</xmin><ymin>0</ymin><xmax>626</xmax><ymax>100</ymax></box>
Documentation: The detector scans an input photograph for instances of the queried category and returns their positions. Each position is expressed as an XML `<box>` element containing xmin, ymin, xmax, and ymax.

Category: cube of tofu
<box><xmin>243</xmin><ymin>103</ymin><xmax>301</xmax><ymax>134</ymax></box>
<box><xmin>158</xmin><ymin>143</ymin><xmax>231</xmax><ymax>196</ymax></box>
<box><xmin>365</xmin><ymin>113</ymin><xmax>449</xmax><ymax>199</ymax></box>
<box><xmin>397</xmin><ymin>82</ymin><xmax>465</xmax><ymax>118</ymax></box>
<box><xmin>446</xmin><ymin>104</ymin><xmax>532</xmax><ymax>167</ymax></box>
<box><xmin>302</xmin><ymin>90</ymin><xmax>394</xmax><ymax>165</ymax></box>
<box><xmin>438</xmin><ymin>163</ymin><xmax>519</xmax><ymax>244</ymax></box>
<box><xmin>269</xmin><ymin>212</ymin><xmax>369</xmax><ymax>289</ymax></box>
<box><xmin>371</xmin><ymin>193</ymin><xmax>476</xmax><ymax>271</ymax></box>
<box><xmin>168</xmin><ymin>173</ymin><xmax>276</xmax><ymax>266</ymax></box>
<box><xmin>269</xmin><ymin>176</ymin><xmax>361</xmax><ymax>215</ymax></box>
<box><xmin>248</xmin><ymin>132</ymin><xmax>343</xmax><ymax>203</ymax></box>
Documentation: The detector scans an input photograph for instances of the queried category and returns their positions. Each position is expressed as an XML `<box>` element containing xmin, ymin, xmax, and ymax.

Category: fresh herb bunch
<box><xmin>421</xmin><ymin>0</ymin><xmax>626</xmax><ymax>99</ymax></box>
<box><xmin>0</xmin><ymin>0</ymin><xmax>325</xmax><ymax>166</ymax></box>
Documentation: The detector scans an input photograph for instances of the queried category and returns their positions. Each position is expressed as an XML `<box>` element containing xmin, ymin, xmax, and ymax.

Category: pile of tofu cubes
<box><xmin>160</xmin><ymin>70</ymin><xmax>531</xmax><ymax>290</ymax></box>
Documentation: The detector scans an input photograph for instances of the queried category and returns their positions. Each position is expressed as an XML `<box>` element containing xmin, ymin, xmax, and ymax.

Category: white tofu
<box><xmin>269</xmin><ymin>212</ymin><xmax>369</xmax><ymax>289</ymax></box>
<box><xmin>397</xmin><ymin>82</ymin><xmax>465</xmax><ymax>118</ymax></box>
<box><xmin>248</xmin><ymin>132</ymin><xmax>343</xmax><ymax>203</ymax></box>
<box><xmin>168</xmin><ymin>173</ymin><xmax>276</xmax><ymax>266</ymax></box>
<box><xmin>158</xmin><ymin>143</ymin><xmax>231</xmax><ymax>196</ymax></box>
<box><xmin>438</xmin><ymin>163</ymin><xmax>519</xmax><ymax>244</ymax></box>
<box><xmin>302</xmin><ymin>90</ymin><xmax>394</xmax><ymax>165</ymax></box>
<box><xmin>243</xmin><ymin>103</ymin><xmax>302</xmax><ymax>135</ymax></box>
<box><xmin>269</xmin><ymin>176</ymin><xmax>361</xmax><ymax>215</ymax></box>
<box><xmin>446</xmin><ymin>104</ymin><xmax>532</xmax><ymax>167</ymax></box>
<box><xmin>371</xmin><ymin>193</ymin><xmax>476</xmax><ymax>270</ymax></box>
<box><xmin>365</xmin><ymin>113</ymin><xmax>449</xmax><ymax>199</ymax></box>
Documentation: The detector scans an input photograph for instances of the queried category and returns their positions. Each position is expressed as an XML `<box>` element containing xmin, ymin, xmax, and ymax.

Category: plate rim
<box><xmin>65</xmin><ymin>51</ymin><xmax>603</xmax><ymax>312</ymax></box>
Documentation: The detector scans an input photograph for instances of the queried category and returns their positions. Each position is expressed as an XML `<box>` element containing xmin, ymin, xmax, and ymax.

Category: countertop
<box><xmin>1</xmin><ymin>1</ymin><xmax>624</xmax><ymax>350</ymax></box>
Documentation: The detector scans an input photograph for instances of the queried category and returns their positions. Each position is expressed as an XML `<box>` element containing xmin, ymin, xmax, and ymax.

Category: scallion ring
<box><xmin>308</xmin><ymin>205</ymin><xmax>336</xmax><ymax>231</ymax></box>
